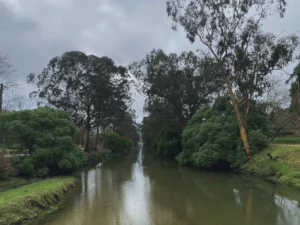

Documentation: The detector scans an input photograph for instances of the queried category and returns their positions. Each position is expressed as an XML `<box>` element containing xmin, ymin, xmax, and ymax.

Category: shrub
<box><xmin>178</xmin><ymin>97</ymin><xmax>270</xmax><ymax>169</ymax></box>
<box><xmin>0</xmin><ymin>108</ymin><xmax>84</xmax><ymax>177</ymax></box>
<box><xmin>101</xmin><ymin>132</ymin><xmax>133</xmax><ymax>153</ymax></box>
<box><xmin>154</xmin><ymin>121</ymin><xmax>182</xmax><ymax>158</ymax></box>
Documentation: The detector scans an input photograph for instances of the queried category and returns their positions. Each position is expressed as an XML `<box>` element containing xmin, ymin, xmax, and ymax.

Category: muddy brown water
<box><xmin>36</xmin><ymin>150</ymin><xmax>300</xmax><ymax>225</ymax></box>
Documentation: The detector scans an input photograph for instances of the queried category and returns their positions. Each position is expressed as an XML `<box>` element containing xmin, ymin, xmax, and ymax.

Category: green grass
<box><xmin>242</xmin><ymin>144</ymin><xmax>300</xmax><ymax>189</ymax></box>
<box><xmin>272</xmin><ymin>136</ymin><xmax>300</xmax><ymax>144</ymax></box>
<box><xmin>0</xmin><ymin>178</ymin><xmax>34</xmax><ymax>192</ymax></box>
<box><xmin>0</xmin><ymin>177</ymin><xmax>75</xmax><ymax>225</ymax></box>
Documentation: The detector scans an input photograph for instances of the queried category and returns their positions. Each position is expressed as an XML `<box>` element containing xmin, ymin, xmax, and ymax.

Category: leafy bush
<box><xmin>102</xmin><ymin>132</ymin><xmax>133</xmax><ymax>153</ymax></box>
<box><xmin>154</xmin><ymin>121</ymin><xmax>182</xmax><ymax>158</ymax></box>
<box><xmin>0</xmin><ymin>108</ymin><xmax>84</xmax><ymax>177</ymax></box>
<box><xmin>177</xmin><ymin>97</ymin><xmax>270</xmax><ymax>169</ymax></box>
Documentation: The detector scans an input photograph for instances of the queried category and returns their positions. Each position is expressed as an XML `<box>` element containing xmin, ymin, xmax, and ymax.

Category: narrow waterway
<box><xmin>37</xmin><ymin>150</ymin><xmax>300</xmax><ymax>225</ymax></box>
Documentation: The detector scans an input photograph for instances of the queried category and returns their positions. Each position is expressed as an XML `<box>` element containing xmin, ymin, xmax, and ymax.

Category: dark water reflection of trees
<box><xmin>143</xmin><ymin>155</ymin><xmax>300</xmax><ymax>225</ymax></box>
<box><xmin>38</xmin><ymin>151</ymin><xmax>300</xmax><ymax>225</ymax></box>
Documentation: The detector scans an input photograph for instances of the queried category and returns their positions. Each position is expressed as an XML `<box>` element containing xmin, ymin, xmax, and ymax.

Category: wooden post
<box><xmin>0</xmin><ymin>83</ymin><xmax>3</xmax><ymax>113</ymax></box>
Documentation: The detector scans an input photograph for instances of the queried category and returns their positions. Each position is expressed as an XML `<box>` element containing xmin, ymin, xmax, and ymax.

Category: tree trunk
<box><xmin>95</xmin><ymin>126</ymin><xmax>99</xmax><ymax>151</ymax></box>
<box><xmin>85</xmin><ymin>126</ymin><xmax>90</xmax><ymax>152</ymax></box>
<box><xmin>85</xmin><ymin>107</ymin><xmax>91</xmax><ymax>152</ymax></box>
<box><xmin>80</xmin><ymin>128</ymin><xmax>84</xmax><ymax>147</ymax></box>
<box><xmin>179</xmin><ymin>116</ymin><xmax>185</xmax><ymax>131</ymax></box>
<box><xmin>102</xmin><ymin>128</ymin><xmax>106</xmax><ymax>147</ymax></box>
<box><xmin>226</xmin><ymin>81</ymin><xmax>251</xmax><ymax>159</ymax></box>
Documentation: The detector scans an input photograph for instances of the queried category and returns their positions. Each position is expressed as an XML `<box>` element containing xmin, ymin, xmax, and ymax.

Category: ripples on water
<box><xmin>37</xmin><ymin>149</ymin><xmax>300</xmax><ymax>225</ymax></box>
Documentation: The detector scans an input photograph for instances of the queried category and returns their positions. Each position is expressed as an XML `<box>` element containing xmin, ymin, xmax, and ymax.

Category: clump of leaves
<box><xmin>0</xmin><ymin>108</ymin><xmax>84</xmax><ymax>177</ymax></box>
<box><xmin>154</xmin><ymin>121</ymin><xmax>182</xmax><ymax>158</ymax></box>
<box><xmin>101</xmin><ymin>132</ymin><xmax>133</xmax><ymax>154</ymax></box>
<box><xmin>178</xmin><ymin>97</ymin><xmax>269</xmax><ymax>169</ymax></box>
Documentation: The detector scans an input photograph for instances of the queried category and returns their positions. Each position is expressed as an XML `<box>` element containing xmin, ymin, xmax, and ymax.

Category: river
<box><xmin>36</xmin><ymin>150</ymin><xmax>300</xmax><ymax>225</ymax></box>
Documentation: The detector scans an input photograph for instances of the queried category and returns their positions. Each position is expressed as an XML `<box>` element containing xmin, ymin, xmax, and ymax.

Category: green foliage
<box><xmin>178</xmin><ymin>97</ymin><xmax>270</xmax><ymax>169</ymax></box>
<box><xmin>102</xmin><ymin>132</ymin><xmax>133</xmax><ymax>154</ymax></box>
<box><xmin>248</xmin><ymin>130</ymin><xmax>269</xmax><ymax>154</ymax></box>
<box><xmin>166</xmin><ymin>0</ymin><xmax>298</xmax><ymax>99</ymax></box>
<box><xmin>131</xmin><ymin>50</ymin><xmax>218</xmax><ymax>129</ymax></box>
<box><xmin>133</xmin><ymin>49</ymin><xmax>219</xmax><ymax>156</ymax></box>
<box><xmin>141</xmin><ymin>105</ymin><xmax>173</xmax><ymax>150</ymax></box>
<box><xmin>0</xmin><ymin>177</ymin><xmax>75</xmax><ymax>225</ymax></box>
<box><xmin>154</xmin><ymin>121</ymin><xmax>182</xmax><ymax>158</ymax></box>
<box><xmin>27</xmin><ymin>51</ymin><xmax>132</xmax><ymax>151</ymax></box>
<box><xmin>288</xmin><ymin>63</ymin><xmax>300</xmax><ymax>135</ymax></box>
<box><xmin>242</xmin><ymin>145</ymin><xmax>300</xmax><ymax>189</ymax></box>
<box><xmin>167</xmin><ymin>0</ymin><xmax>298</xmax><ymax>158</ymax></box>
<box><xmin>113</xmin><ymin>110</ymin><xmax>140</xmax><ymax>146</ymax></box>
<box><xmin>0</xmin><ymin>108</ymin><xmax>83</xmax><ymax>177</ymax></box>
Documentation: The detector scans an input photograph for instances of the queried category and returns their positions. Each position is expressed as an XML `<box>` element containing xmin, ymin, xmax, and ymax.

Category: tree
<box><xmin>167</xmin><ymin>0</ymin><xmax>299</xmax><ymax>158</ymax></box>
<box><xmin>0</xmin><ymin>107</ymin><xmax>83</xmax><ymax>177</ymax></box>
<box><xmin>260</xmin><ymin>77</ymin><xmax>292</xmax><ymax>138</ymax></box>
<box><xmin>154</xmin><ymin>120</ymin><xmax>182</xmax><ymax>158</ymax></box>
<box><xmin>178</xmin><ymin>97</ymin><xmax>269</xmax><ymax>169</ymax></box>
<box><xmin>27</xmin><ymin>51</ymin><xmax>129</xmax><ymax>151</ymax></box>
<box><xmin>288</xmin><ymin>63</ymin><xmax>300</xmax><ymax>135</ymax></box>
<box><xmin>100</xmin><ymin>132</ymin><xmax>134</xmax><ymax>154</ymax></box>
<box><xmin>130</xmin><ymin>49</ymin><xmax>218</xmax><ymax>130</ymax></box>
<box><xmin>0</xmin><ymin>53</ymin><xmax>18</xmax><ymax>112</ymax></box>
<box><xmin>111</xmin><ymin>110</ymin><xmax>140</xmax><ymax>146</ymax></box>
<box><xmin>92</xmin><ymin>70</ymin><xmax>131</xmax><ymax>147</ymax></box>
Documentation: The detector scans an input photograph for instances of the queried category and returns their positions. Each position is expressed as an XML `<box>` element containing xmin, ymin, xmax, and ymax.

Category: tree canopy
<box><xmin>0</xmin><ymin>107</ymin><xmax>83</xmax><ymax>177</ymax></box>
<box><xmin>27</xmin><ymin>51</ymin><xmax>133</xmax><ymax>151</ymax></box>
<box><xmin>178</xmin><ymin>97</ymin><xmax>269</xmax><ymax>169</ymax></box>
<box><xmin>166</xmin><ymin>0</ymin><xmax>299</xmax><ymax>158</ymax></box>
<box><xmin>130</xmin><ymin>49</ymin><xmax>218</xmax><ymax>130</ymax></box>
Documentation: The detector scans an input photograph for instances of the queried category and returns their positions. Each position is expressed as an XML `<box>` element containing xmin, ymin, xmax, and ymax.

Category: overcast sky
<box><xmin>1</xmin><ymin>0</ymin><xmax>300</xmax><ymax>121</ymax></box>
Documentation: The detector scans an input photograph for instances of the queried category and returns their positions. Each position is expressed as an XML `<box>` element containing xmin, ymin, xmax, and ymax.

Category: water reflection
<box><xmin>38</xmin><ymin>150</ymin><xmax>300</xmax><ymax>225</ymax></box>
<box><xmin>275</xmin><ymin>195</ymin><xmax>300</xmax><ymax>225</ymax></box>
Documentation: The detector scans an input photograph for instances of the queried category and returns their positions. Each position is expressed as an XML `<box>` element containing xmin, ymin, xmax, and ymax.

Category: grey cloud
<box><xmin>0</xmin><ymin>1</ymin><xmax>37</xmax><ymax>33</ymax></box>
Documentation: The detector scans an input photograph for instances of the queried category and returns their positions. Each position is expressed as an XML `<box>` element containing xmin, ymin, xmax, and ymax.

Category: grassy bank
<box><xmin>0</xmin><ymin>178</ymin><xmax>35</xmax><ymax>192</ymax></box>
<box><xmin>241</xmin><ymin>144</ymin><xmax>300</xmax><ymax>189</ymax></box>
<box><xmin>0</xmin><ymin>177</ymin><xmax>75</xmax><ymax>225</ymax></box>
<box><xmin>272</xmin><ymin>136</ymin><xmax>300</xmax><ymax>145</ymax></box>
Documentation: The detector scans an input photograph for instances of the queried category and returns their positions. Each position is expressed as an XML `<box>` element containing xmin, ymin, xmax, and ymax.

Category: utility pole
<box><xmin>0</xmin><ymin>83</ymin><xmax>3</xmax><ymax>113</ymax></box>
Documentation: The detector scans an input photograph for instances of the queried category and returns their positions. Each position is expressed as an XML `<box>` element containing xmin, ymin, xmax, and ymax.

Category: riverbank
<box><xmin>241</xmin><ymin>144</ymin><xmax>300</xmax><ymax>189</ymax></box>
<box><xmin>0</xmin><ymin>177</ymin><xmax>75</xmax><ymax>225</ymax></box>
<box><xmin>0</xmin><ymin>148</ymin><xmax>130</xmax><ymax>225</ymax></box>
